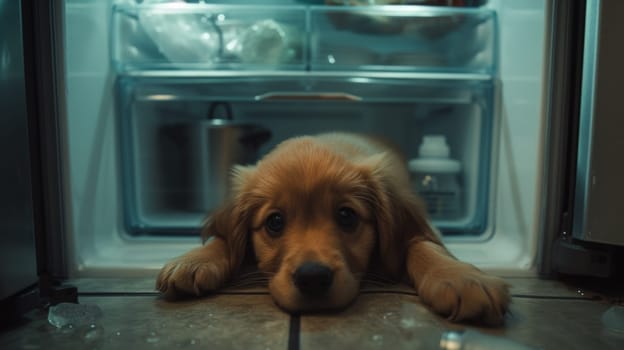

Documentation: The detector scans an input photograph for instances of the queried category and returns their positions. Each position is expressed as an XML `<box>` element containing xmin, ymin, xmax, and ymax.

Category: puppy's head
<box><xmin>203</xmin><ymin>136</ymin><xmax>431</xmax><ymax>312</ymax></box>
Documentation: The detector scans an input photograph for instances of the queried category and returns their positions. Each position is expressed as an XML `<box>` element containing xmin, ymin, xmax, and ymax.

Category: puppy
<box><xmin>156</xmin><ymin>133</ymin><xmax>510</xmax><ymax>325</ymax></box>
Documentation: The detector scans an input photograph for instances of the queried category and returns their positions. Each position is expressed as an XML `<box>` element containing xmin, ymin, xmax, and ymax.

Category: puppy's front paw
<box><xmin>417</xmin><ymin>265</ymin><xmax>510</xmax><ymax>326</ymax></box>
<box><xmin>156</xmin><ymin>257</ymin><xmax>229</xmax><ymax>299</ymax></box>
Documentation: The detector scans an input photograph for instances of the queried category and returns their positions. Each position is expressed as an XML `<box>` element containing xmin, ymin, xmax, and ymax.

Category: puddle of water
<box><xmin>146</xmin><ymin>331</ymin><xmax>160</xmax><ymax>344</ymax></box>
<box><xmin>602</xmin><ymin>305</ymin><xmax>624</xmax><ymax>334</ymax></box>
<box><xmin>84</xmin><ymin>324</ymin><xmax>102</xmax><ymax>342</ymax></box>
<box><xmin>47</xmin><ymin>303</ymin><xmax>103</xmax><ymax>328</ymax></box>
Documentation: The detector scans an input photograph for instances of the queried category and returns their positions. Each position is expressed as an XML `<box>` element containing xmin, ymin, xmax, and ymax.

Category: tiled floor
<box><xmin>1</xmin><ymin>276</ymin><xmax>624</xmax><ymax>349</ymax></box>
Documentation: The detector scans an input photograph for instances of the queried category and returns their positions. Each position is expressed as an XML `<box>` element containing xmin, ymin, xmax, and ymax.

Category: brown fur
<box><xmin>156</xmin><ymin>133</ymin><xmax>510</xmax><ymax>325</ymax></box>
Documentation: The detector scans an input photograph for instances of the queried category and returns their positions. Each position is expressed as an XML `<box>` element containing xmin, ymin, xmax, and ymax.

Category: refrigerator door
<box><xmin>0</xmin><ymin>0</ymin><xmax>38</xmax><ymax>300</ymax></box>
<box><xmin>542</xmin><ymin>0</ymin><xmax>624</xmax><ymax>278</ymax></box>
<box><xmin>1</xmin><ymin>1</ymin><xmax>72</xmax><ymax>317</ymax></box>
<box><xmin>573</xmin><ymin>0</ymin><xmax>624</xmax><ymax>246</ymax></box>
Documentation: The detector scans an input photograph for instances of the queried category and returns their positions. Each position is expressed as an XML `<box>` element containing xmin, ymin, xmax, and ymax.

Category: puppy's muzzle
<box><xmin>293</xmin><ymin>261</ymin><xmax>334</xmax><ymax>297</ymax></box>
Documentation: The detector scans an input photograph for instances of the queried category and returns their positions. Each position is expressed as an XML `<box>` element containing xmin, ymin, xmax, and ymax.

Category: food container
<box><xmin>158</xmin><ymin>102</ymin><xmax>271</xmax><ymax>212</ymax></box>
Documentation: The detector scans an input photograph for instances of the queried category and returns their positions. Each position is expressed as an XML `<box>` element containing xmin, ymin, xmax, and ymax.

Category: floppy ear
<box><xmin>359</xmin><ymin>153</ymin><xmax>443</xmax><ymax>279</ymax></box>
<box><xmin>200</xmin><ymin>165</ymin><xmax>258</xmax><ymax>273</ymax></box>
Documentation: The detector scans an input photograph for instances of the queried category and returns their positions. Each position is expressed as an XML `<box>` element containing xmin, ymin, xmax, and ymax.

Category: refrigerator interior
<box><xmin>62</xmin><ymin>0</ymin><xmax>546</xmax><ymax>276</ymax></box>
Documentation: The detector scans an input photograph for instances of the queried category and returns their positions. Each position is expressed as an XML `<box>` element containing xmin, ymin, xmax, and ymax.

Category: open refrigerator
<box><xmin>63</xmin><ymin>0</ymin><xmax>542</xmax><ymax>274</ymax></box>
<box><xmin>2</xmin><ymin>0</ymin><xmax>624</xmax><ymax>310</ymax></box>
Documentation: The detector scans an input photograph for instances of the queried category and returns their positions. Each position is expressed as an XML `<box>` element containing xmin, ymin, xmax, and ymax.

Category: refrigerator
<box><xmin>2</xmin><ymin>0</ymin><xmax>623</xmax><ymax>316</ymax></box>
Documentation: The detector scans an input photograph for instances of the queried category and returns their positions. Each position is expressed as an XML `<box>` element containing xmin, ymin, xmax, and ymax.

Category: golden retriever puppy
<box><xmin>156</xmin><ymin>133</ymin><xmax>510</xmax><ymax>325</ymax></box>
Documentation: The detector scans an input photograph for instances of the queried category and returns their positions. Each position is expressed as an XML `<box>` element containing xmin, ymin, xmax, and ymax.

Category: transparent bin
<box><xmin>310</xmin><ymin>5</ymin><xmax>496</xmax><ymax>73</ymax></box>
<box><xmin>112</xmin><ymin>3</ymin><xmax>496</xmax><ymax>75</ymax></box>
<box><xmin>112</xmin><ymin>3</ymin><xmax>308</xmax><ymax>73</ymax></box>
<box><xmin>116</xmin><ymin>75</ymin><xmax>495</xmax><ymax>236</ymax></box>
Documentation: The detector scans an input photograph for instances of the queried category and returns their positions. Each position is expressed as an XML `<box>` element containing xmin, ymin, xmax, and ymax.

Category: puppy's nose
<box><xmin>293</xmin><ymin>262</ymin><xmax>334</xmax><ymax>297</ymax></box>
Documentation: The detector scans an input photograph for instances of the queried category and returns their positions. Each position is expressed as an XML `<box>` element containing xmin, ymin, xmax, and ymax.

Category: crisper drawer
<box><xmin>112</xmin><ymin>3</ymin><xmax>308</xmax><ymax>72</ymax></box>
<box><xmin>112</xmin><ymin>3</ymin><xmax>496</xmax><ymax>74</ymax></box>
<box><xmin>116</xmin><ymin>76</ymin><xmax>496</xmax><ymax>236</ymax></box>
<box><xmin>309</xmin><ymin>5</ymin><xmax>496</xmax><ymax>73</ymax></box>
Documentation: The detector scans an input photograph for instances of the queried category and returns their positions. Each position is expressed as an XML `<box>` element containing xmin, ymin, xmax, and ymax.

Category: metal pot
<box><xmin>158</xmin><ymin>102</ymin><xmax>271</xmax><ymax>212</ymax></box>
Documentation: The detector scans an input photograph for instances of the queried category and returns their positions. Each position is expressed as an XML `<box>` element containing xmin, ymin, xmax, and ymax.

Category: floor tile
<box><xmin>65</xmin><ymin>273</ymin><xmax>271</xmax><ymax>294</ymax></box>
<box><xmin>300</xmin><ymin>293</ymin><xmax>444</xmax><ymax>350</ymax></box>
<box><xmin>0</xmin><ymin>294</ymin><xmax>289</xmax><ymax>350</ymax></box>
<box><xmin>479</xmin><ymin>298</ymin><xmax>624</xmax><ymax>350</ymax></box>
<box><xmin>300</xmin><ymin>293</ymin><xmax>624</xmax><ymax>350</ymax></box>
<box><xmin>504</xmin><ymin>277</ymin><xmax>585</xmax><ymax>298</ymax></box>
<box><xmin>64</xmin><ymin>278</ymin><xmax>158</xmax><ymax>294</ymax></box>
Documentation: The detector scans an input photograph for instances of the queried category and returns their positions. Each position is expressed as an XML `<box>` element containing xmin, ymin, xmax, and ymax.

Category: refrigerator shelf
<box><xmin>112</xmin><ymin>3</ymin><xmax>497</xmax><ymax>76</ymax></box>
<box><xmin>120</xmin><ymin>75</ymin><xmax>491</xmax><ymax>104</ymax></box>
<box><xmin>116</xmin><ymin>76</ymin><xmax>495</xmax><ymax>236</ymax></box>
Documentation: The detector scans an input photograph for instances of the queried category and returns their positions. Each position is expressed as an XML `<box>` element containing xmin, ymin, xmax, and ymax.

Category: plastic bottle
<box><xmin>408</xmin><ymin>135</ymin><xmax>462</xmax><ymax>220</ymax></box>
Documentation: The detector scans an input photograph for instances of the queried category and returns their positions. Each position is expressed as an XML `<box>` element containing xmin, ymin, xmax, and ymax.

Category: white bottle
<box><xmin>408</xmin><ymin>135</ymin><xmax>462</xmax><ymax>220</ymax></box>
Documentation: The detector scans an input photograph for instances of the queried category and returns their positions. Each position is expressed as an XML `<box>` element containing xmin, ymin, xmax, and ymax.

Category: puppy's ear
<box><xmin>201</xmin><ymin>165</ymin><xmax>258</xmax><ymax>273</ymax></box>
<box><xmin>359</xmin><ymin>153</ymin><xmax>443</xmax><ymax>279</ymax></box>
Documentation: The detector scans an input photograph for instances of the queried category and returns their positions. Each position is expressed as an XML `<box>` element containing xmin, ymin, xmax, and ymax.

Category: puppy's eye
<box><xmin>336</xmin><ymin>207</ymin><xmax>358</xmax><ymax>232</ymax></box>
<box><xmin>265</xmin><ymin>213</ymin><xmax>285</xmax><ymax>237</ymax></box>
